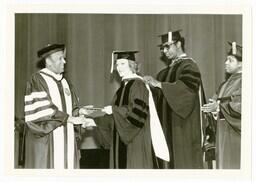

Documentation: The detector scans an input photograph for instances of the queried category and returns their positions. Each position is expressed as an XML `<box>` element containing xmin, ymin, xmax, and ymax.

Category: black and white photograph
<box><xmin>1</xmin><ymin>1</ymin><xmax>255</xmax><ymax>182</ymax></box>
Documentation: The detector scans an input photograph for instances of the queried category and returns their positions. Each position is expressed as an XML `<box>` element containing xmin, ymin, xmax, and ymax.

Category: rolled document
<box><xmin>85</xmin><ymin>107</ymin><xmax>103</xmax><ymax>111</ymax></box>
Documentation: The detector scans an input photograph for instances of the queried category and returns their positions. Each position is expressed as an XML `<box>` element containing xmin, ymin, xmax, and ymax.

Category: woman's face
<box><xmin>116</xmin><ymin>58</ymin><xmax>133</xmax><ymax>78</ymax></box>
<box><xmin>225</xmin><ymin>55</ymin><xmax>242</xmax><ymax>74</ymax></box>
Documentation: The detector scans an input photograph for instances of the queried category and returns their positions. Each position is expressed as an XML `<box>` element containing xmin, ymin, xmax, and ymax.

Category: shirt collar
<box><xmin>40</xmin><ymin>68</ymin><xmax>63</xmax><ymax>81</ymax></box>
<box><xmin>178</xmin><ymin>53</ymin><xmax>187</xmax><ymax>58</ymax></box>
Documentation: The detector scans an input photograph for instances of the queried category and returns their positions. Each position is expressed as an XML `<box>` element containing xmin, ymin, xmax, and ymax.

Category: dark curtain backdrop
<box><xmin>14</xmin><ymin>14</ymin><xmax>242</xmax><ymax>167</ymax></box>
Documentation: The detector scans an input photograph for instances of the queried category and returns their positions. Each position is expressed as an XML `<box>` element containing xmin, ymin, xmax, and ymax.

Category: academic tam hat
<box><xmin>110</xmin><ymin>50</ymin><xmax>139</xmax><ymax>73</ymax></box>
<box><xmin>158</xmin><ymin>29</ymin><xmax>182</xmax><ymax>47</ymax></box>
<box><xmin>227</xmin><ymin>41</ymin><xmax>242</xmax><ymax>62</ymax></box>
<box><xmin>37</xmin><ymin>44</ymin><xmax>65</xmax><ymax>59</ymax></box>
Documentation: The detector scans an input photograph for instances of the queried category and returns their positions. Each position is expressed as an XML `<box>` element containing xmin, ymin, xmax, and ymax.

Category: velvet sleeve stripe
<box><xmin>134</xmin><ymin>99</ymin><xmax>149</xmax><ymax>110</ymax></box>
<box><xmin>228</xmin><ymin>103</ymin><xmax>241</xmax><ymax>119</ymax></box>
<box><xmin>181</xmin><ymin>69</ymin><xmax>201</xmax><ymax>78</ymax></box>
<box><xmin>24</xmin><ymin>97</ymin><xmax>49</xmax><ymax>106</ymax></box>
<box><xmin>25</xmin><ymin>104</ymin><xmax>57</xmax><ymax>115</ymax></box>
<box><xmin>25</xmin><ymin>100</ymin><xmax>51</xmax><ymax>112</ymax></box>
<box><xmin>24</xmin><ymin>91</ymin><xmax>56</xmax><ymax>122</ymax></box>
<box><xmin>132</xmin><ymin>108</ymin><xmax>148</xmax><ymax>119</ymax></box>
<box><xmin>25</xmin><ymin>108</ymin><xmax>55</xmax><ymax>122</ymax></box>
<box><xmin>25</xmin><ymin>91</ymin><xmax>47</xmax><ymax>102</ymax></box>
<box><xmin>127</xmin><ymin>116</ymin><xmax>144</xmax><ymax>128</ymax></box>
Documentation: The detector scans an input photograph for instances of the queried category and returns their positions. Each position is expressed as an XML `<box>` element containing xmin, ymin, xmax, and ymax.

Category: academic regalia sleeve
<box><xmin>68</xmin><ymin>80</ymin><xmax>83</xmax><ymax>143</ymax></box>
<box><xmin>220</xmin><ymin>88</ymin><xmax>241</xmax><ymax>132</ymax></box>
<box><xmin>161</xmin><ymin>60</ymin><xmax>201</xmax><ymax>119</ymax></box>
<box><xmin>112</xmin><ymin>80</ymin><xmax>149</xmax><ymax>144</ymax></box>
<box><xmin>154</xmin><ymin>67</ymin><xmax>169</xmax><ymax>104</ymax></box>
<box><xmin>69</xmin><ymin>81</ymin><xmax>80</xmax><ymax>117</ymax></box>
<box><xmin>228</xmin><ymin>88</ymin><xmax>241</xmax><ymax>117</ymax></box>
<box><xmin>94</xmin><ymin>115</ymin><xmax>114</xmax><ymax>149</ymax></box>
<box><xmin>24</xmin><ymin>73</ymin><xmax>69</xmax><ymax>137</ymax></box>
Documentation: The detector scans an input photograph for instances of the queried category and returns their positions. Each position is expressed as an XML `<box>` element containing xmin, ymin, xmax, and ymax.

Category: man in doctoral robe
<box><xmin>144</xmin><ymin>30</ymin><xmax>204</xmax><ymax>169</ymax></box>
<box><xmin>24</xmin><ymin>44</ymin><xmax>92</xmax><ymax>169</ymax></box>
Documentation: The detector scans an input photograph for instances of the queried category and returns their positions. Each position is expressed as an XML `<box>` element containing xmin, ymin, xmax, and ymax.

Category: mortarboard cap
<box><xmin>111</xmin><ymin>51</ymin><xmax>139</xmax><ymax>73</ymax></box>
<box><xmin>227</xmin><ymin>41</ymin><xmax>242</xmax><ymax>61</ymax></box>
<box><xmin>37</xmin><ymin>44</ymin><xmax>65</xmax><ymax>59</ymax></box>
<box><xmin>158</xmin><ymin>29</ymin><xmax>182</xmax><ymax>47</ymax></box>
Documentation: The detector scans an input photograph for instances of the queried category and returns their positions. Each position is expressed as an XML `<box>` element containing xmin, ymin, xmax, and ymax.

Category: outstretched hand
<box><xmin>102</xmin><ymin>105</ymin><xmax>113</xmax><ymax>115</ymax></box>
<box><xmin>82</xmin><ymin>118</ymin><xmax>97</xmax><ymax>128</ymax></box>
<box><xmin>201</xmin><ymin>99</ymin><xmax>218</xmax><ymax>113</ymax></box>
<box><xmin>67</xmin><ymin>116</ymin><xmax>87</xmax><ymax>125</ymax></box>
<box><xmin>68</xmin><ymin>116</ymin><xmax>96</xmax><ymax>128</ymax></box>
<box><xmin>143</xmin><ymin>76</ymin><xmax>162</xmax><ymax>88</ymax></box>
<box><xmin>79</xmin><ymin>105</ymin><xmax>95</xmax><ymax>116</ymax></box>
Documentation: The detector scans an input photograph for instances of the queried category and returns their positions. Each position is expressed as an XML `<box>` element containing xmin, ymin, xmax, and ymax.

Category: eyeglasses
<box><xmin>160</xmin><ymin>42</ymin><xmax>176</xmax><ymax>51</ymax></box>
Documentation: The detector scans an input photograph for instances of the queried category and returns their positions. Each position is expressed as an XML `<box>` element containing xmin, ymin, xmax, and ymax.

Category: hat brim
<box><xmin>157</xmin><ymin>41</ymin><xmax>176</xmax><ymax>47</ymax></box>
<box><xmin>39</xmin><ymin>48</ymin><xmax>64</xmax><ymax>59</ymax></box>
<box><xmin>227</xmin><ymin>54</ymin><xmax>242</xmax><ymax>62</ymax></box>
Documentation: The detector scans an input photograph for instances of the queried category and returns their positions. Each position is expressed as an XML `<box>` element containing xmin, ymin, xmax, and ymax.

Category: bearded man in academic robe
<box><xmin>144</xmin><ymin>30</ymin><xmax>204</xmax><ymax>169</ymax></box>
<box><xmin>202</xmin><ymin>42</ymin><xmax>242</xmax><ymax>169</ymax></box>
<box><xmin>24</xmin><ymin>44</ymin><xmax>93</xmax><ymax>169</ymax></box>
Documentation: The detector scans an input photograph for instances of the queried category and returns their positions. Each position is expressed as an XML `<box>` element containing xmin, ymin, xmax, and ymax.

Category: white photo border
<box><xmin>2</xmin><ymin>2</ymin><xmax>253</xmax><ymax>182</ymax></box>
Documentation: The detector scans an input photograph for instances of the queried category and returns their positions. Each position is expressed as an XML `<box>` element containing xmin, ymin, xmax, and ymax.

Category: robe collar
<box><xmin>228</xmin><ymin>72</ymin><xmax>242</xmax><ymax>80</ymax></box>
<box><xmin>122</xmin><ymin>73</ymin><xmax>142</xmax><ymax>83</ymax></box>
<box><xmin>40</xmin><ymin>68</ymin><xmax>63</xmax><ymax>81</ymax></box>
<box><xmin>169</xmin><ymin>53</ymin><xmax>187</xmax><ymax>67</ymax></box>
<box><xmin>120</xmin><ymin>72</ymin><xmax>170</xmax><ymax>161</ymax></box>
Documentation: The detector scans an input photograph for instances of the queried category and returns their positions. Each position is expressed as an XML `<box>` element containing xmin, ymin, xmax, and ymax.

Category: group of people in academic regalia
<box><xmin>22</xmin><ymin>29</ymin><xmax>242</xmax><ymax>169</ymax></box>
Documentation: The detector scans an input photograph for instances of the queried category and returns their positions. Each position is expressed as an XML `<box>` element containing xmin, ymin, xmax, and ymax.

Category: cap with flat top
<box><xmin>37</xmin><ymin>44</ymin><xmax>65</xmax><ymax>59</ymax></box>
<box><xmin>227</xmin><ymin>41</ymin><xmax>242</xmax><ymax>61</ymax></box>
<box><xmin>158</xmin><ymin>29</ymin><xmax>182</xmax><ymax>47</ymax></box>
<box><xmin>111</xmin><ymin>50</ymin><xmax>139</xmax><ymax>73</ymax></box>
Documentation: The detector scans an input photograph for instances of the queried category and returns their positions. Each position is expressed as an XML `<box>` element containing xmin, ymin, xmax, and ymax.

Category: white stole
<box><xmin>146</xmin><ymin>84</ymin><xmax>170</xmax><ymax>162</ymax></box>
<box><xmin>40</xmin><ymin>68</ymin><xmax>74</xmax><ymax>169</ymax></box>
<box><xmin>123</xmin><ymin>74</ymin><xmax>170</xmax><ymax>161</ymax></box>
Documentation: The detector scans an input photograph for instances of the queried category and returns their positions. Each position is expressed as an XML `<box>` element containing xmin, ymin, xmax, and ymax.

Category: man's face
<box><xmin>162</xmin><ymin>42</ymin><xmax>178</xmax><ymax>60</ymax></box>
<box><xmin>47</xmin><ymin>51</ymin><xmax>66</xmax><ymax>74</ymax></box>
<box><xmin>225</xmin><ymin>55</ymin><xmax>242</xmax><ymax>74</ymax></box>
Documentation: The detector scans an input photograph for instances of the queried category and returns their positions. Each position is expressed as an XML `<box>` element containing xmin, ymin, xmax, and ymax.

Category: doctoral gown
<box><xmin>24</xmin><ymin>69</ymin><xmax>80</xmax><ymax>169</ymax></box>
<box><xmin>153</xmin><ymin>54</ymin><xmax>204</xmax><ymax>169</ymax></box>
<box><xmin>213</xmin><ymin>72</ymin><xmax>241</xmax><ymax>169</ymax></box>
<box><xmin>94</xmin><ymin>78</ymin><xmax>155</xmax><ymax>169</ymax></box>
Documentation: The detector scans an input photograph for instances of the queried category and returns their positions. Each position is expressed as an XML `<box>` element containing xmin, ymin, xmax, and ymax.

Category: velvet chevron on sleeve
<box><xmin>161</xmin><ymin>59</ymin><xmax>201</xmax><ymax>119</ymax></box>
<box><xmin>155</xmin><ymin>55</ymin><xmax>204</xmax><ymax>169</ymax></box>
<box><xmin>24</xmin><ymin>72</ymin><xmax>68</xmax><ymax>137</ymax></box>
<box><xmin>214</xmin><ymin>72</ymin><xmax>241</xmax><ymax>169</ymax></box>
<box><xmin>24</xmin><ymin>69</ymin><xmax>80</xmax><ymax>169</ymax></box>
<box><xmin>94</xmin><ymin>78</ymin><xmax>155</xmax><ymax>169</ymax></box>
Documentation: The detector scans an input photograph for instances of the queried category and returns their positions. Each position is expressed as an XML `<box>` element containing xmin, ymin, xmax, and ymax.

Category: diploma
<box><xmin>85</xmin><ymin>107</ymin><xmax>103</xmax><ymax>111</ymax></box>
<box><xmin>83</xmin><ymin>107</ymin><xmax>106</xmax><ymax>118</ymax></box>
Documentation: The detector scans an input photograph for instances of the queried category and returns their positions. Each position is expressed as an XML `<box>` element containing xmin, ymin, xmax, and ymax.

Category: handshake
<box><xmin>67</xmin><ymin>105</ymin><xmax>113</xmax><ymax>128</ymax></box>
<box><xmin>67</xmin><ymin>115</ymin><xmax>96</xmax><ymax>128</ymax></box>
<box><xmin>79</xmin><ymin>105</ymin><xmax>113</xmax><ymax>116</ymax></box>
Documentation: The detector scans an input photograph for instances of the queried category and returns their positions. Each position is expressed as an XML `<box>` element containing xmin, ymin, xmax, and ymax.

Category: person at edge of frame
<box><xmin>23</xmin><ymin>43</ymin><xmax>94</xmax><ymax>169</ymax></box>
<box><xmin>202</xmin><ymin>41</ymin><xmax>242</xmax><ymax>169</ymax></box>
